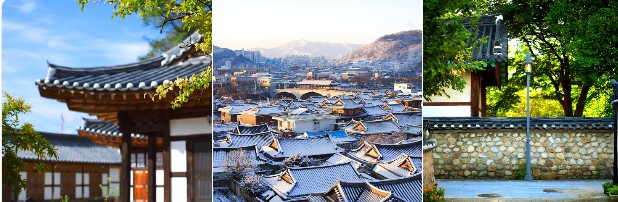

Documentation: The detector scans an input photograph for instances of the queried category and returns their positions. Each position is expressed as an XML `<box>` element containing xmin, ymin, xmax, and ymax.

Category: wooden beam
<box><xmin>147</xmin><ymin>133</ymin><xmax>156</xmax><ymax>202</ymax></box>
<box><xmin>162</xmin><ymin>111</ymin><xmax>171</xmax><ymax>202</ymax></box>
<box><xmin>471</xmin><ymin>73</ymin><xmax>480</xmax><ymax>117</ymax></box>
<box><xmin>118</xmin><ymin>111</ymin><xmax>131</xmax><ymax>202</ymax></box>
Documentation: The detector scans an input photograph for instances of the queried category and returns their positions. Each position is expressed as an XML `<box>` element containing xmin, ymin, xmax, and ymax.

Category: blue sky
<box><xmin>2</xmin><ymin>0</ymin><xmax>162</xmax><ymax>134</ymax></box>
<box><xmin>215</xmin><ymin>0</ymin><xmax>423</xmax><ymax>50</ymax></box>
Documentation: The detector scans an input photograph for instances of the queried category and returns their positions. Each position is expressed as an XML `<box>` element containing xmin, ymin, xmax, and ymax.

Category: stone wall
<box><xmin>429</xmin><ymin>130</ymin><xmax>614</xmax><ymax>180</ymax></box>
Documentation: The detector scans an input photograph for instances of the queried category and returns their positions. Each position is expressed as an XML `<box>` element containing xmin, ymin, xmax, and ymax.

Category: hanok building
<box><xmin>328</xmin><ymin>99</ymin><xmax>363</xmax><ymax>117</ymax></box>
<box><xmin>345</xmin><ymin>119</ymin><xmax>401</xmax><ymax>135</ymax></box>
<box><xmin>350</xmin><ymin>140</ymin><xmax>423</xmax><ymax>169</ymax></box>
<box><xmin>237</xmin><ymin>106</ymin><xmax>286</xmax><ymax>126</ymax></box>
<box><xmin>35</xmin><ymin>33</ymin><xmax>212</xmax><ymax>202</ymax></box>
<box><xmin>263</xmin><ymin>162</ymin><xmax>366</xmax><ymax>201</ymax></box>
<box><xmin>3</xmin><ymin>132</ymin><xmax>121</xmax><ymax>202</ymax></box>
<box><xmin>424</xmin><ymin>14</ymin><xmax>509</xmax><ymax>117</ymax></box>
<box><xmin>219</xmin><ymin>104</ymin><xmax>257</xmax><ymax>123</ymax></box>
<box><xmin>306</xmin><ymin>181</ymin><xmax>397</xmax><ymax>202</ymax></box>
<box><xmin>261</xmin><ymin>135</ymin><xmax>342</xmax><ymax>162</ymax></box>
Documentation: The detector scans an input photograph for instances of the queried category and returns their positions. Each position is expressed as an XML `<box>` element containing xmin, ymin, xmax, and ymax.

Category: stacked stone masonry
<box><xmin>430</xmin><ymin>130</ymin><xmax>614</xmax><ymax>180</ymax></box>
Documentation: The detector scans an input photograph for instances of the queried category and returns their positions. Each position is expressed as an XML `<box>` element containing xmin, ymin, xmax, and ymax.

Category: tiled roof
<box><xmin>465</xmin><ymin>14</ymin><xmax>508</xmax><ymax>62</ymax></box>
<box><xmin>17</xmin><ymin>132</ymin><xmax>121</xmax><ymax>164</ymax></box>
<box><xmin>424</xmin><ymin>117</ymin><xmax>613</xmax><ymax>131</ymax></box>
<box><xmin>77</xmin><ymin>118</ymin><xmax>145</xmax><ymax>138</ymax></box>
<box><xmin>219</xmin><ymin>104</ymin><xmax>257</xmax><ymax>114</ymax></box>
<box><xmin>213</xmin><ymin>122</ymin><xmax>238</xmax><ymax>133</ymax></box>
<box><xmin>363</xmin><ymin>106</ymin><xmax>390</xmax><ymax>117</ymax></box>
<box><xmin>240</xmin><ymin>106</ymin><xmax>286</xmax><ymax>116</ymax></box>
<box><xmin>262</xmin><ymin>135</ymin><xmax>341</xmax><ymax>159</ymax></box>
<box><xmin>212</xmin><ymin>145</ymin><xmax>266</xmax><ymax>173</ymax></box>
<box><xmin>369</xmin><ymin>174</ymin><xmax>423</xmax><ymax>202</ymax></box>
<box><xmin>384</xmin><ymin>104</ymin><xmax>406</xmax><ymax>113</ymax></box>
<box><xmin>233</xmin><ymin>124</ymin><xmax>272</xmax><ymax>135</ymax></box>
<box><xmin>373</xmin><ymin>154</ymin><xmax>418</xmax><ymax>179</ymax></box>
<box><xmin>331</xmin><ymin>99</ymin><xmax>362</xmax><ymax>109</ymax></box>
<box><xmin>374</xmin><ymin>140</ymin><xmax>423</xmax><ymax>161</ymax></box>
<box><xmin>273</xmin><ymin>114</ymin><xmax>339</xmax><ymax>122</ymax></box>
<box><xmin>264</xmin><ymin>162</ymin><xmax>366</xmax><ymax>199</ymax></box>
<box><xmin>310</xmin><ymin>96</ymin><xmax>328</xmax><ymax>104</ymax></box>
<box><xmin>351</xmin><ymin>140</ymin><xmax>422</xmax><ymax>164</ymax></box>
<box><xmin>35</xmin><ymin>33</ymin><xmax>208</xmax><ymax>92</ymax></box>
<box><xmin>346</xmin><ymin>119</ymin><xmax>400</xmax><ymax>135</ymax></box>
<box><xmin>386</xmin><ymin>112</ymin><xmax>422</xmax><ymax>127</ymax></box>
<box><xmin>221</xmin><ymin>132</ymin><xmax>275</xmax><ymax>148</ymax></box>
<box><xmin>307</xmin><ymin>181</ymin><xmax>394</xmax><ymax>202</ymax></box>
<box><xmin>322</xmin><ymin>153</ymin><xmax>362</xmax><ymax>169</ymax></box>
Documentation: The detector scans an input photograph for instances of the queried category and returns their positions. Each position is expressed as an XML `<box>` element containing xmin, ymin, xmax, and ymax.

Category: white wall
<box><xmin>171</xmin><ymin>177</ymin><xmax>187</xmax><ymax>201</ymax></box>
<box><xmin>170</xmin><ymin>117</ymin><xmax>211</xmax><ymax>136</ymax></box>
<box><xmin>171</xmin><ymin>141</ymin><xmax>187</xmax><ymax>172</ymax></box>
<box><xmin>293</xmin><ymin>119</ymin><xmax>336</xmax><ymax>134</ymax></box>
<box><xmin>423</xmin><ymin>106</ymin><xmax>471</xmax><ymax>117</ymax></box>
<box><xmin>425</xmin><ymin>73</ymin><xmax>472</xmax><ymax>102</ymax></box>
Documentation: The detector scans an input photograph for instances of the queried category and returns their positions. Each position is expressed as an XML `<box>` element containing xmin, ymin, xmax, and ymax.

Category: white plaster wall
<box><xmin>425</xmin><ymin>72</ymin><xmax>472</xmax><ymax>102</ymax></box>
<box><xmin>156</xmin><ymin>187</ymin><xmax>164</xmax><ymax>202</ymax></box>
<box><xmin>171</xmin><ymin>141</ymin><xmax>187</xmax><ymax>172</ymax></box>
<box><xmin>423</xmin><ymin>106</ymin><xmax>471</xmax><ymax>117</ymax></box>
<box><xmin>171</xmin><ymin>177</ymin><xmax>187</xmax><ymax>201</ymax></box>
<box><xmin>170</xmin><ymin>117</ymin><xmax>211</xmax><ymax>136</ymax></box>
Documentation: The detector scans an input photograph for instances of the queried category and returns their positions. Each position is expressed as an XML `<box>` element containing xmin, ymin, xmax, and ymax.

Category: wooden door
<box><xmin>133</xmin><ymin>170</ymin><xmax>148</xmax><ymax>202</ymax></box>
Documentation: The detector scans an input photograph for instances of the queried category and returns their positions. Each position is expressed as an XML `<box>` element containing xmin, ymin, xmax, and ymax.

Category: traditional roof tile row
<box><xmin>424</xmin><ymin>117</ymin><xmax>613</xmax><ymax>130</ymax></box>
<box><xmin>17</xmin><ymin>132</ymin><xmax>121</xmax><ymax>164</ymax></box>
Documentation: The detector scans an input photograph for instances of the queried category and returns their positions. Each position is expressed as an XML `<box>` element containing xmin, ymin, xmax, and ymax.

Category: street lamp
<box><xmin>524</xmin><ymin>54</ymin><xmax>534</xmax><ymax>181</ymax></box>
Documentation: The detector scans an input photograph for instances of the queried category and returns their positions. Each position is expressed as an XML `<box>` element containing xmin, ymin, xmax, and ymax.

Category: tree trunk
<box><xmin>561</xmin><ymin>75</ymin><xmax>573</xmax><ymax>117</ymax></box>
<box><xmin>574</xmin><ymin>85</ymin><xmax>591</xmax><ymax>117</ymax></box>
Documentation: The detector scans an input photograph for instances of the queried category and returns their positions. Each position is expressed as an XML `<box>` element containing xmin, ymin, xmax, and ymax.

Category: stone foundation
<box><xmin>430</xmin><ymin>130</ymin><xmax>614</xmax><ymax>179</ymax></box>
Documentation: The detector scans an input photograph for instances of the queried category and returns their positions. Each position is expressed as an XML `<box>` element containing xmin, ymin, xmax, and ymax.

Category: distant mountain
<box><xmin>251</xmin><ymin>40</ymin><xmax>364</xmax><ymax>59</ymax></box>
<box><xmin>341</xmin><ymin>30</ymin><xmax>422</xmax><ymax>70</ymax></box>
<box><xmin>213</xmin><ymin>46</ymin><xmax>256</xmax><ymax>68</ymax></box>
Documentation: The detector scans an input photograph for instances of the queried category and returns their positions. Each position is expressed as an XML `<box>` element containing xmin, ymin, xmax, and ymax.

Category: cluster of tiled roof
<box><xmin>36</xmin><ymin>32</ymin><xmax>208</xmax><ymax>92</ymax></box>
<box><xmin>351</xmin><ymin>140</ymin><xmax>422</xmax><ymax>166</ymax></box>
<box><xmin>264</xmin><ymin>162</ymin><xmax>366</xmax><ymax>200</ymax></box>
<box><xmin>305</xmin><ymin>173</ymin><xmax>423</xmax><ymax>202</ymax></box>
<box><xmin>262</xmin><ymin>135</ymin><xmax>342</xmax><ymax>160</ymax></box>
<box><xmin>424</xmin><ymin>117</ymin><xmax>613</xmax><ymax>130</ymax></box>
<box><xmin>17</xmin><ymin>132</ymin><xmax>121</xmax><ymax>164</ymax></box>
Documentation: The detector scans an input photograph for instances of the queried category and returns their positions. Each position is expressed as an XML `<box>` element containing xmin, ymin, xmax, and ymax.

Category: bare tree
<box><xmin>360</xmin><ymin>132</ymin><xmax>407</xmax><ymax>144</ymax></box>
<box><xmin>223</xmin><ymin>149</ymin><xmax>256</xmax><ymax>177</ymax></box>
<box><xmin>283</xmin><ymin>154</ymin><xmax>321</xmax><ymax>167</ymax></box>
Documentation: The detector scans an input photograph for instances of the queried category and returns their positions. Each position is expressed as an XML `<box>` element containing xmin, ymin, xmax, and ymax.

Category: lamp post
<box><xmin>524</xmin><ymin>54</ymin><xmax>534</xmax><ymax>181</ymax></box>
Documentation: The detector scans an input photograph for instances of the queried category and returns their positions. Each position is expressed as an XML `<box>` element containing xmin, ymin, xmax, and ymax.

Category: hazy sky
<box><xmin>214</xmin><ymin>0</ymin><xmax>423</xmax><ymax>50</ymax></box>
<box><xmin>2</xmin><ymin>0</ymin><xmax>161</xmax><ymax>134</ymax></box>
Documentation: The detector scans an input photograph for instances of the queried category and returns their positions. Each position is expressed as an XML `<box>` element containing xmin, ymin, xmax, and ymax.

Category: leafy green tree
<box><xmin>498</xmin><ymin>0</ymin><xmax>618</xmax><ymax>117</ymax></box>
<box><xmin>2</xmin><ymin>93</ymin><xmax>57</xmax><ymax>198</ymax></box>
<box><xmin>423</xmin><ymin>0</ymin><xmax>489</xmax><ymax>100</ymax></box>
<box><xmin>77</xmin><ymin>0</ymin><xmax>212</xmax><ymax>109</ymax></box>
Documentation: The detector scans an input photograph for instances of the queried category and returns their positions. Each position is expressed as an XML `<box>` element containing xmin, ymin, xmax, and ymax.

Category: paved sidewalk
<box><xmin>436</xmin><ymin>179</ymin><xmax>612</xmax><ymax>201</ymax></box>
